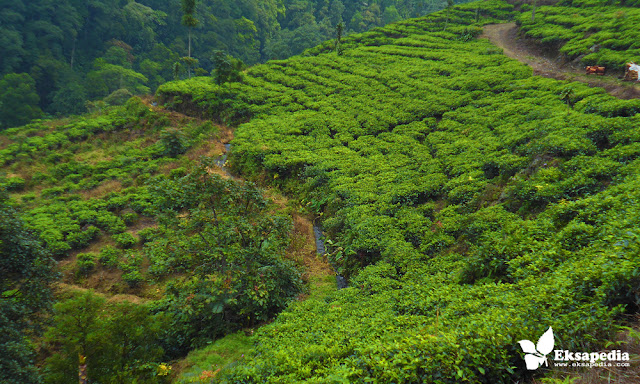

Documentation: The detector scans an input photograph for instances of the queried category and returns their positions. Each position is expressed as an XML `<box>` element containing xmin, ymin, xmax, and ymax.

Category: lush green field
<box><xmin>158</xmin><ymin>0</ymin><xmax>640</xmax><ymax>382</ymax></box>
<box><xmin>517</xmin><ymin>0</ymin><xmax>640</xmax><ymax>70</ymax></box>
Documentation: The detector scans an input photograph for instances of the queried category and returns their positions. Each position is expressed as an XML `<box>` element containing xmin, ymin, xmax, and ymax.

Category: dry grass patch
<box><xmin>160</xmin><ymin>160</ymin><xmax>185</xmax><ymax>174</ymax></box>
<box><xmin>80</xmin><ymin>179</ymin><xmax>123</xmax><ymax>199</ymax></box>
<box><xmin>0</xmin><ymin>135</ymin><xmax>12</xmax><ymax>149</ymax></box>
<box><xmin>206</xmin><ymin>166</ymin><xmax>232</xmax><ymax>179</ymax></box>
<box><xmin>54</xmin><ymin>282</ymin><xmax>150</xmax><ymax>305</ymax></box>
<box><xmin>73</xmin><ymin>148</ymin><xmax>113</xmax><ymax>165</ymax></box>
<box><xmin>186</xmin><ymin>141</ymin><xmax>221</xmax><ymax>161</ymax></box>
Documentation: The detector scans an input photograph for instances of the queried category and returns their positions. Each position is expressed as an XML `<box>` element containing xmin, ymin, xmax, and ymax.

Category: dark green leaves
<box><xmin>0</xmin><ymin>193</ymin><xmax>56</xmax><ymax>383</ymax></box>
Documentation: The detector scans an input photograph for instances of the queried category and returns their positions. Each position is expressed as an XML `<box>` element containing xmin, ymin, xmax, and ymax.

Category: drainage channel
<box><xmin>215</xmin><ymin>145</ymin><xmax>347</xmax><ymax>289</ymax></box>
<box><xmin>313</xmin><ymin>223</ymin><xmax>348</xmax><ymax>289</ymax></box>
<box><xmin>214</xmin><ymin>143</ymin><xmax>232</xmax><ymax>170</ymax></box>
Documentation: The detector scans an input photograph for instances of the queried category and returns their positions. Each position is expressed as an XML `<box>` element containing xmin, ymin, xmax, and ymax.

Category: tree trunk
<box><xmin>78</xmin><ymin>354</ymin><xmax>87</xmax><ymax>384</ymax></box>
<box><xmin>70</xmin><ymin>35</ymin><xmax>77</xmax><ymax>70</ymax></box>
<box><xmin>532</xmin><ymin>0</ymin><xmax>537</xmax><ymax>22</ymax></box>
<box><xmin>188</xmin><ymin>28</ymin><xmax>192</xmax><ymax>79</ymax></box>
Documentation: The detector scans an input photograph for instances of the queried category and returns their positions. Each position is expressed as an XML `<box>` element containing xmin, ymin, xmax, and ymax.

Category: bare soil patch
<box><xmin>481</xmin><ymin>23</ymin><xmax>640</xmax><ymax>99</ymax></box>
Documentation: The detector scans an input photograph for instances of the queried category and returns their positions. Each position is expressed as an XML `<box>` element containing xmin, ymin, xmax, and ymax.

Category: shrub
<box><xmin>113</xmin><ymin>232</ymin><xmax>137</xmax><ymax>249</ymax></box>
<box><xmin>4</xmin><ymin>176</ymin><xmax>25</xmax><ymax>191</ymax></box>
<box><xmin>122</xmin><ymin>270</ymin><xmax>144</xmax><ymax>288</ymax></box>
<box><xmin>96</xmin><ymin>214</ymin><xmax>126</xmax><ymax>234</ymax></box>
<box><xmin>67</xmin><ymin>226</ymin><xmax>100</xmax><ymax>249</ymax></box>
<box><xmin>159</xmin><ymin>128</ymin><xmax>187</xmax><ymax>158</ymax></box>
<box><xmin>99</xmin><ymin>246</ymin><xmax>122</xmax><ymax>268</ymax></box>
<box><xmin>76</xmin><ymin>253</ymin><xmax>97</xmax><ymax>276</ymax></box>
<box><xmin>137</xmin><ymin>227</ymin><xmax>158</xmax><ymax>244</ymax></box>
<box><xmin>121</xmin><ymin>212</ymin><xmax>138</xmax><ymax>225</ymax></box>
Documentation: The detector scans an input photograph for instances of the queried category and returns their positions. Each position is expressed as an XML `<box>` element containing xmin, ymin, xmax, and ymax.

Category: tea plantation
<box><xmin>158</xmin><ymin>0</ymin><xmax>640</xmax><ymax>382</ymax></box>
<box><xmin>2</xmin><ymin>0</ymin><xmax>640</xmax><ymax>382</ymax></box>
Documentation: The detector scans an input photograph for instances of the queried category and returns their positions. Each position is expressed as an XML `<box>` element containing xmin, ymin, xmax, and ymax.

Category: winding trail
<box><xmin>481</xmin><ymin>23</ymin><xmax>640</xmax><ymax>99</ymax></box>
<box><xmin>185</xmin><ymin>117</ymin><xmax>338</xmax><ymax>297</ymax></box>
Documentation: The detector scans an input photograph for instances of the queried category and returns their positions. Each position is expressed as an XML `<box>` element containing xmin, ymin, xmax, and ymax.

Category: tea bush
<box><xmin>113</xmin><ymin>232</ymin><xmax>137</xmax><ymax>249</ymax></box>
<box><xmin>4</xmin><ymin>0</ymin><xmax>640</xmax><ymax>381</ymax></box>
<box><xmin>0</xmin><ymin>95</ymin><xmax>293</xmax><ymax>358</ymax></box>
<box><xmin>76</xmin><ymin>253</ymin><xmax>98</xmax><ymax>276</ymax></box>
<box><xmin>99</xmin><ymin>246</ymin><xmax>122</xmax><ymax>268</ymax></box>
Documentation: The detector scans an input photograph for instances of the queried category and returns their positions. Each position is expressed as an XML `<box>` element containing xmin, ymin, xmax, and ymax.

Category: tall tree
<box><xmin>180</xmin><ymin>0</ymin><xmax>198</xmax><ymax>78</ymax></box>
<box><xmin>0</xmin><ymin>191</ymin><xmax>56</xmax><ymax>383</ymax></box>
<box><xmin>43</xmin><ymin>292</ymin><xmax>165</xmax><ymax>384</ymax></box>
<box><xmin>335</xmin><ymin>22</ymin><xmax>344</xmax><ymax>55</ymax></box>
<box><xmin>383</xmin><ymin>6</ymin><xmax>402</xmax><ymax>25</ymax></box>
<box><xmin>212</xmin><ymin>50</ymin><xmax>244</xmax><ymax>85</ymax></box>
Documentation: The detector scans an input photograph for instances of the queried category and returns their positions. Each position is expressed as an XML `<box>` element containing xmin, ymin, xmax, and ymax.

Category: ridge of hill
<box><xmin>157</xmin><ymin>0</ymin><xmax>640</xmax><ymax>382</ymax></box>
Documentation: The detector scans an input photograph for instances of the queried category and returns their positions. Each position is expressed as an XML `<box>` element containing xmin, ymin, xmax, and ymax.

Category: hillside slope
<box><xmin>0</xmin><ymin>97</ymin><xmax>333</xmax><ymax>382</ymax></box>
<box><xmin>157</xmin><ymin>0</ymin><xmax>640</xmax><ymax>382</ymax></box>
<box><xmin>159</xmin><ymin>1</ymin><xmax>640</xmax><ymax>383</ymax></box>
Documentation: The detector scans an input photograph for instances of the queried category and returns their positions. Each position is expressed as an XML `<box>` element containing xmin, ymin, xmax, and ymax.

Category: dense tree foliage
<box><xmin>149</xmin><ymin>164</ymin><xmax>301</xmax><ymax>356</ymax></box>
<box><xmin>158</xmin><ymin>0</ymin><xmax>640</xmax><ymax>381</ymax></box>
<box><xmin>0</xmin><ymin>191</ymin><xmax>56</xmax><ymax>383</ymax></box>
<box><xmin>0</xmin><ymin>0</ymin><xmax>474</xmax><ymax>128</ymax></box>
<box><xmin>43</xmin><ymin>291</ymin><xmax>168</xmax><ymax>384</ymax></box>
<box><xmin>0</xmin><ymin>73</ymin><xmax>42</xmax><ymax>129</ymax></box>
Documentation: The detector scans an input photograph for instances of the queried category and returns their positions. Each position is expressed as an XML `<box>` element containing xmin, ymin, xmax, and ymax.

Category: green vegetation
<box><xmin>1</xmin><ymin>97</ymin><xmax>187</xmax><ymax>257</ymax></box>
<box><xmin>158</xmin><ymin>0</ymin><xmax>640</xmax><ymax>382</ymax></box>
<box><xmin>0</xmin><ymin>95</ymin><xmax>302</xmax><ymax>382</ymax></box>
<box><xmin>176</xmin><ymin>332</ymin><xmax>253</xmax><ymax>384</ymax></box>
<box><xmin>517</xmin><ymin>0</ymin><xmax>640</xmax><ymax>70</ymax></box>
<box><xmin>43</xmin><ymin>291</ymin><xmax>168</xmax><ymax>384</ymax></box>
<box><xmin>0</xmin><ymin>191</ymin><xmax>56</xmax><ymax>383</ymax></box>
<box><xmin>4</xmin><ymin>0</ymin><xmax>640</xmax><ymax>382</ymax></box>
<box><xmin>148</xmin><ymin>162</ymin><xmax>302</xmax><ymax>356</ymax></box>
<box><xmin>0</xmin><ymin>73</ymin><xmax>43</xmax><ymax>128</ymax></box>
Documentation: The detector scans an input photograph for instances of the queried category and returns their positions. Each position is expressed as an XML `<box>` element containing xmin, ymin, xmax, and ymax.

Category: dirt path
<box><xmin>481</xmin><ymin>23</ymin><xmax>640</xmax><ymax>99</ymax></box>
<box><xmin>144</xmin><ymin>96</ymin><xmax>336</xmax><ymax>292</ymax></box>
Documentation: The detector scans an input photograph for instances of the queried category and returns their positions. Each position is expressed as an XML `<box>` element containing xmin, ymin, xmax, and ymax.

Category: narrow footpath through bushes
<box><xmin>482</xmin><ymin>22</ymin><xmax>640</xmax><ymax>99</ymax></box>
